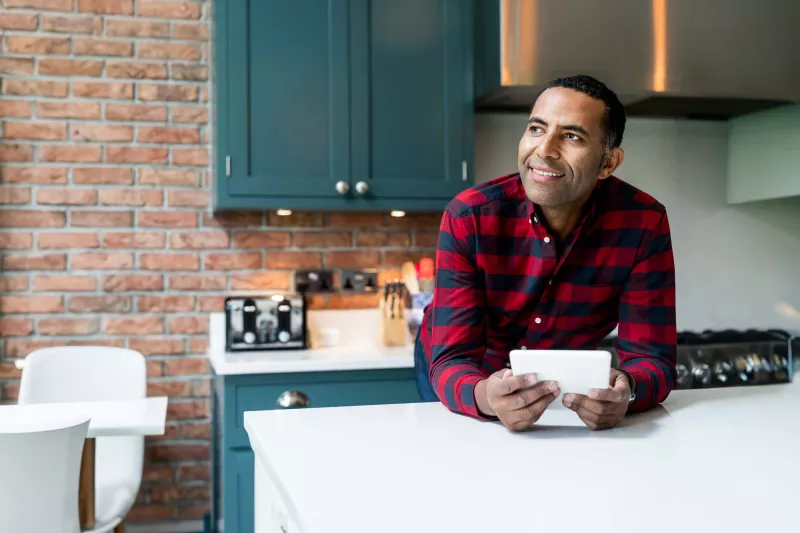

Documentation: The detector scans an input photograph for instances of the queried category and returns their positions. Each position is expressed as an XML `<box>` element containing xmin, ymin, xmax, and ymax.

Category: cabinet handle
<box><xmin>335</xmin><ymin>181</ymin><xmax>350</xmax><ymax>195</ymax></box>
<box><xmin>276</xmin><ymin>390</ymin><xmax>311</xmax><ymax>409</ymax></box>
<box><xmin>355</xmin><ymin>181</ymin><xmax>369</xmax><ymax>195</ymax></box>
<box><xmin>462</xmin><ymin>160</ymin><xmax>468</xmax><ymax>182</ymax></box>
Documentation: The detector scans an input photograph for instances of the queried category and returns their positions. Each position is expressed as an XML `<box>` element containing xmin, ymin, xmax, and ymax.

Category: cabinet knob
<box><xmin>355</xmin><ymin>181</ymin><xmax>370</xmax><ymax>195</ymax></box>
<box><xmin>276</xmin><ymin>390</ymin><xmax>310</xmax><ymax>409</ymax></box>
<box><xmin>335</xmin><ymin>181</ymin><xmax>350</xmax><ymax>195</ymax></box>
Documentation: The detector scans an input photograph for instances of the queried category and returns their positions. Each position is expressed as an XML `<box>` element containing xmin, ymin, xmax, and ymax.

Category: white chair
<box><xmin>0</xmin><ymin>411</ymin><xmax>91</xmax><ymax>533</ymax></box>
<box><xmin>18</xmin><ymin>346</ymin><xmax>147</xmax><ymax>533</ymax></box>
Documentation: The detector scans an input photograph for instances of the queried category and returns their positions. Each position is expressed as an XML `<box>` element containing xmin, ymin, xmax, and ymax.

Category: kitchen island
<box><xmin>244</xmin><ymin>381</ymin><xmax>800</xmax><ymax>533</ymax></box>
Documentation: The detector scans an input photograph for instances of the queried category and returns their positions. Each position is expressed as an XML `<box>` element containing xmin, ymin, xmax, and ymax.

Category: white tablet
<box><xmin>509</xmin><ymin>349</ymin><xmax>612</xmax><ymax>410</ymax></box>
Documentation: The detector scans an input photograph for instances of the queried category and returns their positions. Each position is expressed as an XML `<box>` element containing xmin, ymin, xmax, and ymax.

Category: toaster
<box><xmin>225</xmin><ymin>294</ymin><xmax>307</xmax><ymax>352</ymax></box>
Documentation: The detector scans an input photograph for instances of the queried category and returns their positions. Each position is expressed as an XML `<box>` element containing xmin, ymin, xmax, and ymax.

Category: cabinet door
<box><xmin>218</xmin><ymin>0</ymin><xmax>351</xmax><ymax>206</ymax></box>
<box><xmin>350</xmin><ymin>0</ymin><xmax>474</xmax><ymax>201</ymax></box>
<box><xmin>223</xmin><ymin>448</ymin><xmax>255</xmax><ymax>533</ymax></box>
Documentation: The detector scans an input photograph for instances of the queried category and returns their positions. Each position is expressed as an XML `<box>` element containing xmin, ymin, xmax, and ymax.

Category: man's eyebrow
<box><xmin>528</xmin><ymin>117</ymin><xmax>591</xmax><ymax>137</ymax></box>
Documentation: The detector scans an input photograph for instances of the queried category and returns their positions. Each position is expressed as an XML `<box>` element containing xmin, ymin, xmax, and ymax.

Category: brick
<box><xmin>71</xmin><ymin>123</ymin><xmax>133</xmax><ymax>142</ymax></box>
<box><xmin>147</xmin><ymin>361</ymin><xmax>163</xmax><ymax>377</ymax></box>
<box><xmin>73</xmin><ymin>82</ymin><xmax>133</xmax><ymax>99</ymax></box>
<box><xmin>200</xmin><ymin>86</ymin><xmax>208</xmax><ymax>103</ymax></box>
<box><xmin>74</xmin><ymin>38</ymin><xmax>133</xmax><ymax>57</ymax></box>
<box><xmin>171</xmin><ymin>106</ymin><xmax>207</xmax><ymax>124</ymax></box>
<box><xmin>188</xmin><ymin>337</ymin><xmax>209</xmax><ymax>354</ymax></box>
<box><xmin>266</xmin><ymin>251</ymin><xmax>322</xmax><ymax>269</ymax></box>
<box><xmin>0</xmin><ymin>318</ymin><xmax>34</xmax><ymax>336</ymax></box>
<box><xmin>2</xmin><ymin>78</ymin><xmax>69</xmax><ymax>98</ymax></box>
<box><xmin>139</xmin><ymin>1</ymin><xmax>201</xmax><ymax>19</ymax></box>
<box><xmin>139</xmin><ymin>84</ymin><xmax>197</xmax><ymax>102</ymax></box>
<box><xmin>150</xmin><ymin>484</ymin><xmax>209</xmax><ymax>503</ymax></box>
<box><xmin>131</xmin><ymin>337</ymin><xmax>185</xmax><ymax>356</ymax></box>
<box><xmin>415</xmin><ymin>230</ymin><xmax>439</xmax><ymax>247</ymax></box>
<box><xmin>38</xmin><ymin>317</ymin><xmax>98</xmax><ymax>336</ymax></box>
<box><xmin>42</xmin><ymin>15</ymin><xmax>103</xmax><ymax>34</ymax></box>
<box><xmin>38</xmin><ymin>232</ymin><xmax>99</xmax><ymax>249</ymax></box>
<box><xmin>169</xmin><ymin>231</ymin><xmax>230</xmax><ymax>249</ymax></box>
<box><xmin>0</xmin><ymin>232</ymin><xmax>33</xmax><ymax>249</ymax></box>
<box><xmin>189</xmin><ymin>379</ymin><xmax>209</xmax><ymax>396</ymax></box>
<box><xmin>232</xmin><ymin>231</ymin><xmax>291</xmax><ymax>249</ymax></box>
<box><xmin>203</xmin><ymin>252</ymin><xmax>261</xmax><ymax>270</ymax></box>
<box><xmin>147</xmin><ymin>380</ymin><xmax>190</xmax><ymax>397</ymax></box>
<box><xmin>0</xmin><ymin>276</ymin><xmax>29</xmax><ymax>292</ymax></box>
<box><xmin>291</xmin><ymin>231</ymin><xmax>352</xmax><ymax>248</ymax></box>
<box><xmin>140</xmin><ymin>253</ymin><xmax>199</xmax><ymax>270</ymax></box>
<box><xmin>3</xmin><ymin>0</ymin><xmax>72</xmax><ymax>9</ymax></box>
<box><xmin>36</xmin><ymin>188</ymin><xmax>97</xmax><ymax>205</ymax></box>
<box><xmin>66</xmin><ymin>339</ymin><xmax>125</xmax><ymax>348</ymax></box>
<box><xmin>0</xmin><ymin>364</ymin><xmax>22</xmax><ymax>379</ymax></box>
<box><xmin>230</xmin><ymin>272</ymin><xmax>291</xmax><ymax>291</ymax></box>
<box><xmin>178</xmin><ymin>465</ymin><xmax>209</xmax><ymax>482</ymax></box>
<box><xmin>166</xmin><ymin>358</ymin><xmax>209</xmax><ymax>376</ymax></box>
<box><xmin>106</xmin><ymin>19</ymin><xmax>169</xmax><ymax>37</ymax></box>
<box><xmin>0</xmin><ymin>12</ymin><xmax>38</xmax><ymax>30</ymax></box>
<box><xmin>387</xmin><ymin>213</ymin><xmax>442</xmax><ymax>228</ymax></box>
<box><xmin>0</xmin><ymin>144</ymin><xmax>33</xmax><ymax>162</ymax></box>
<box><xmin>0</xmin><ymin>210</ymin><xmax>64</xmax><ymax>227</ymax></box>
<box><xmin>39</xmin><ymin>146</ymin><xmax>101</xmax><ymax>163</ymax></box>
<box><xmin>0</xmin><ymin>58</ymin><xmax>35</xmax><ymax>75</ymax></box>
<box><xmin>168</xmin><ymin>316</ymin><xmax>208</xmax><ymax>334</ymax></box>
<box><xmin>138</xmin><ymin>126</ymin><xmax>199</xmax><ymax>144</ymax></box>
<box><xmin>326</xmin><ymin>251</ymin><xmax>381</xmax><ymax>268</ymax></box>
<box><xmin>140</xmin><ymin>168</ymin><xmax>199</xmax><ymax>186</ymax></box>
<box><xmin>172</xmin><ymin>148</ymin><xmax>208</xmax><ymax>166</ymax></box>
<box><xmin>1</xmin><ymin>167</ymin><xmax>65</xmax><ymax>184</ymax></box>
<box><xmin>171</xmin><ymin>64</ymin><xmax>207</xmax><ymax>81</ymax></box>
<box><xmin>37</xmin><ymin>101</ymin><xmax>100</xmax><ymax>119</ymax></box>
<box><xmin>2</xmin><ymin>253</ymin><xmax>65</xmax><ymax>270</ymax></box>
<box><xmin>107</xmin><ymin>61</ymin><xmax>167</xmax><ymax>80</ymax></box>
<box><xmin>68</xmin><ymin>295</ymin><xmax>131</xmax><ymax>313</ymax></box>
<box><xmin>202</xmin><ymin>211</ymin><xmax>261</xmax><ymax>228</ymax></box>
<box><xmin>106</xmin><ymin>103</ymin><xmax>167</xmax><ymax>122</ymax></box>
<box><xmin>1</xmin><ymin>295</ymin><xmax>62</xmax><ymax>314</ymax></box>
<box><xmin>167</xmin><ymin>400</ymin><xmax>209</xmax><ymax>421</ymax></box>
<box><xmin>137</xmin><ymin>295</ymin><xmax>195</xmax><ymax>312</ymax></box>
<box><xmin>384</xmin><ymin>251</ymin><xmax>432</xmax><ymax>267</ymax></box>
<box><xmin>74</xmin><ymin>167</ymin><xmax>133</xmax><ymax>185</ymax></box>
<box><xmin>1</xmin><ymin>383</ymin><xmax>20</xmax><ymax>401</ymax></box>
<box><xmin>139</xmin><ymin>42</ymin><xmax>201</xmax><ymax>61</ymax></box>
<box><xmin>104</xmin><ymin>316</ymin><xmax>163</xmax><ymax>335</ymax></box>
<box><xmin>173</xmin><ymin>22</ymin><xmax>208</xmax><ymax>41</ymax></box>
<box><xmin>102</xmin><ymin>274</ymin><xmax>163</xmax><ymax>291</ymax></box>
<box><xmin>167</xmin><ymin>190</ymin><xmax>208</xmax><ymax>208</ymax></box>
<box><xmin>106</xmin><ymin>146</ymin><xmax>168</xmax><ymax>164</ymax></box>
<box><xmin>6</xmin><ymin>36</ymin><xmax>71</xmax><ymax>55</ymax></box>
<box><xmin>198</xmin><ymin>296</ymin><xmax>225</xmax><ymax>312</ymax></box>
<box><xmin>77</xmin><ymin>0</ymin><xmax>133</xmax><ymax>15</ymax></box>
<box><xmin>327</xmin><ymin>292</ymin><xmax>381</xmax><ymax>309</ymax></box>
<box><xmin>0</xmin><ymin>100</ymin><xmax>31</xmax><ymax>118</ymax></box>
<box><xmin>327</xmin><ymin>213</ymin><xmax>385</xmax><ymax>228</ymax></box>
<box><xmin>99</xmin><ymin>189</ymin><xmax>162</xmax><ymax>206</ymax></box>
<box><xmin>103</xmin><ymin>231</ymin><xmax>165</xmax><ymax>248</ymax></box>
<box><xmin>4</xmin><ymin>340</ymin><xmax>63</xmax><ymax>358</ymax></box>
<box><xmin>0</xmin><ymin>186</ymin><xmax>31</xmax><ymax>204</ymax></box>
<box><xmin>169</xmin><ymin>274</ymin><xmax>225</xmax><ymax>291</ymax></box>
<box><xmin>142</xmin><ymin>465</ymin><xmax>174</xmax><ymax>483</ymax></box>
<box><xmin>127</xmin><ymin>505</ymin><xmax>172</xmax><ymax>522</ymax></box>
<box><xmin>138</xmin><ymin>211</ymin><xmax>196</xmax><ymax>228</ymax></box>
<box><xmin>72</xmin><ymin>210</ymin><xmax>132</xmax><ymax>227</ymax></box>
<box><xmin>267</xmin><ymin>211</ymin><xmax>324</xmax><ymax>227</ymax></box>
<box><xmin>39</xmin><ymin>59</ymin><xmax>104</xmax><ymax>77</ymax></box>
<box><xmin>72</xmin><ymin>252</ymin><xmax>133</xmax><ymax>269</ymax></box>
<box><xmin>34</xmin><ymin>275</ymin><xmax>97</xmax><ymax>291</ymax></box>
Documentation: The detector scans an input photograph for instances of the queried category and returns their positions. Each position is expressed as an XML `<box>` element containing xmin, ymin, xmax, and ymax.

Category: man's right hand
<box><xmin>475</xmin><ymin>369</ymin><xmax>560</xmax><ymax>431</ymax></box>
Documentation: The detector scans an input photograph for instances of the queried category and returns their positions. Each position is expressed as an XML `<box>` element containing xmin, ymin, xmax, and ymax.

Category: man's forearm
<box><xmin>474</xmin><ymin>378</ymin><xmax>495</xmax><ymax>417</ymax></box>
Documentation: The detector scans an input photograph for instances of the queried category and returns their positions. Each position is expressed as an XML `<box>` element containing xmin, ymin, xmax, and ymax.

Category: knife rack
<box><xmin>379</xmin><ymin>284</ymin><xmax>407</xmax><ymax>347</ymax></box>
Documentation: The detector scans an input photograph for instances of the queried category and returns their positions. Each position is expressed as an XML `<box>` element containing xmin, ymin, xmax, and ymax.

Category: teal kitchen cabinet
<box><xmin>214</xmin><ymin>0</ymin><xmax>474</xmax><ymax>211</ymax></box>
<box><xmin>211</xmin><ymin>368</ymin><xmax>419</xmax><ymax>533</ymax></box>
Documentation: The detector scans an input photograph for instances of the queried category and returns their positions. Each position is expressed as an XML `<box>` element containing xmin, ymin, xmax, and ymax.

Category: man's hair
<box><xmin>535</xmin><ymin>74</ymin><xmax>626</xmax><ymax>155</ymax></box>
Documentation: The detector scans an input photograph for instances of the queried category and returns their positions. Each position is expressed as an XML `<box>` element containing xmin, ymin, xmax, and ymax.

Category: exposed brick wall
<box><xmin>0</xmin><ymin>0</ymin><xmax>439</xmax><ymax>524</ymax></box>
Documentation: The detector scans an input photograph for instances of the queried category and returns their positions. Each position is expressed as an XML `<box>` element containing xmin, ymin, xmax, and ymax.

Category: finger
<box><xmin>562</xmin><ymin>393</ymin><xmax>609</xmax><ymax>417</ymax></box>
<box><xmin>507</xmin><ymin>392</ymin><xmax>559</xmax><ymax>431</ymax></box>
<box><xmin>492</xmin><ymin>372</ymin><xmax>538</xmax><ymax>396</ymax></box>
<box><xmin>507</xmin><ymin>381</ymin><xmax>559</xmax><ymax>411</ymax></box>
<box><xmin>575</xmin><ymin>410</ymin><xmax>617</xmax><ymax>431</ymax></box>
<box><xmin>587</xmin><ymin>387</ymin><xmax>625</xmax><ymax>402</ymax></box>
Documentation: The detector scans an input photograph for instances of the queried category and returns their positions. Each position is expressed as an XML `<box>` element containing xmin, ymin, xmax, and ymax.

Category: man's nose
<box><xmin>534</xmin><ymin>135</ymin><xmax>560</xmax><ymax>159</ymax></box>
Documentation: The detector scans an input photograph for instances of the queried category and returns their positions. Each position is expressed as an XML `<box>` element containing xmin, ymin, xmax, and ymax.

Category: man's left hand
<box><xmin>562</xmin><ymin>369</ymin><xmax>630</xmax><ymax>430</ymax></box>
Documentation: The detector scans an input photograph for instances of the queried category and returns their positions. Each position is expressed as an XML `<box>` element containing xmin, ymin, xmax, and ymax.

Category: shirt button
<box><xmin>534</xmin><ymin>317</ymin><xmax>542</xmax><ymax>324</ymax></box>
<box><xmin>548</xmin><ymin>280</ymin><xmax>552</xmax><ymax>286</ymax></box>
<box><xmin>543</xmin><ymin>237</ymin><xmax>551</xmax><ymax>244</ymax></box>
<box><xmin>533</xmin><ymin>216</ymin><xmax>539</xmax><ymax>224</ymax></box>
<box><xmin>505</xmin><ymin>362</ymin><xmax>511</xmax><ymax>368</ymax></box>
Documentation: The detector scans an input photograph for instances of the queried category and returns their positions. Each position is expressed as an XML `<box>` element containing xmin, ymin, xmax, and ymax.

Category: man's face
<box><xmin>517</xmin><ymin>87</ymin><xmax>614</xmax><ymax>207</ymax></box>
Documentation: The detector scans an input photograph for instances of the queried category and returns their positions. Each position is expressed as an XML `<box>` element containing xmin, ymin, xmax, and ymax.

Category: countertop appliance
<box><xmin>225</xmin><ymin>295</ymin><xmax>307</xmax><ymax>352</ymax></box>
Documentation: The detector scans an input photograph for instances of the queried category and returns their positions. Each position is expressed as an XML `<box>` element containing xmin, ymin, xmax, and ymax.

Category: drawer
<box><xmin>223</xmin><ymin>368</ymin><xmax>418</xmax><ymax>449</ymax></box>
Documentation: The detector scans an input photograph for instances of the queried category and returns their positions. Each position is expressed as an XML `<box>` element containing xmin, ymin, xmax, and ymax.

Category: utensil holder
<box><xmin>379</xmin><ymin>300</ymin><xmax>407</xmax><ymax>347</ymax></box>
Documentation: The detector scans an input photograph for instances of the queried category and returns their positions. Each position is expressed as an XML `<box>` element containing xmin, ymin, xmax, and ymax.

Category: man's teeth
<box><xmin>533</xmin><ymin>169</ymin><xmax>563</xmax><ymax>177</ymax></box>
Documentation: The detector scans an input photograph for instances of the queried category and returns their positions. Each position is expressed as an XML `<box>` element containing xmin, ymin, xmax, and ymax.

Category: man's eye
<box><xmin>565</xmin><ymin>133</ymin><xmax>582</xmax><ymax>141</ymax></box>
<box><xmin>529</xmin><ymin>125</ymin><xmax>544</xmax><ymax>134</ymax></box>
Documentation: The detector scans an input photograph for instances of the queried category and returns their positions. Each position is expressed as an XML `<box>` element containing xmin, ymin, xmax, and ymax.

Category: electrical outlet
<box><xmin>295</xmin><ymin>270</ymin><xmax>334</xmax><ymax>293</ymax></box>
<box><xmin>340</xmin><ymin>269</ymin><xmax>379</xmax><ymax>293</ymax></box>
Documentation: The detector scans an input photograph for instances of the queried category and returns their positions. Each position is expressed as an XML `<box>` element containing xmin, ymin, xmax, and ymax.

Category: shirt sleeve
<box><xmin>427</xmin><ymin>209</ymin><xmax>491</xmax><ymax>419</ymax></box>
<box><xmin>617</xmin><ymin>209</ymin><xmax>678</xmax><ymax>412</ymax></box>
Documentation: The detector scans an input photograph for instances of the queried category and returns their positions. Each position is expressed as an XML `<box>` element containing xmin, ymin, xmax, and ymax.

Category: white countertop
<box><xmin>245</xmin><ymin>382</ymin><xmax>800</xmax><ymax>533</ymax></box>
<box><xmin>207</xmin><ymin>310</ymin><xmax>414</xmax><ymax>375</ymax></box>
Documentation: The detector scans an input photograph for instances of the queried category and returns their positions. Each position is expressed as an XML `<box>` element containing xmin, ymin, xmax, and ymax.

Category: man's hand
<box><xmin>475</xmin><ymin>369</ymin><xmax>560</xmax><ymax>431</ymax></box>
<box><xmin>563</xmin><ymin>368</ymin><xmax>631</xmax><ymax>430</ymax></box>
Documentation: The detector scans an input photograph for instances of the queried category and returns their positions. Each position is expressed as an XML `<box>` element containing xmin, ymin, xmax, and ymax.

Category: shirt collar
<box><xmin>523</xmin><ymin>177</ymin><xmax>602</xmax><ymax>230</ymax></box>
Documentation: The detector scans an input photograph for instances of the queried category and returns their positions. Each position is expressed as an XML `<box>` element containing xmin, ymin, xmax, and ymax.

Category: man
<box><xmin>414</xmin><ymin>74</ymin><xmax>677</xmax><ymax>431</ymax></box>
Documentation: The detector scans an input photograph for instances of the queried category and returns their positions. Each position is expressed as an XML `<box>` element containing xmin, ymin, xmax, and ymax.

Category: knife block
<box><xmin>378</xmin><ymin>300</ymin><xmax>407</xmax><ymax>347</ymax></box>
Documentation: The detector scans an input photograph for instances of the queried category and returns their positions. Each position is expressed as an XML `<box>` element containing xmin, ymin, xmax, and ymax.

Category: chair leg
<box><xmin>114</xmin><ymin>523</ymin><xmax>125</xmax><ymax>533</ymax></box>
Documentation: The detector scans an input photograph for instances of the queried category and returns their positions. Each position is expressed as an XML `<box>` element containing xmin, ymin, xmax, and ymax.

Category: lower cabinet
<box><xmin>215</xmin><ymin>368</ymin><xmax>419</xmax><ymax>533</ymax></box>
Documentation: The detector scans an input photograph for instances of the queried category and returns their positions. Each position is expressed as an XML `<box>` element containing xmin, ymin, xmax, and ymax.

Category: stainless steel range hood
<box><xmin>474</xmin><ymin>0</ymin><xmax>800</xmax><ymax>119</ymax></box>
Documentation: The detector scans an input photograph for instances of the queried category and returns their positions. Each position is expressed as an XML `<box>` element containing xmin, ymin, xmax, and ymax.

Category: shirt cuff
<box><xmin>459</xmin><ymin>373</ymin><xmax>497</xmax><ymax>421</ymax></box>
<box><xmin>621</xmin><ymin>366</ymin><xmax>651</xmax><ymax>413</ymax></box>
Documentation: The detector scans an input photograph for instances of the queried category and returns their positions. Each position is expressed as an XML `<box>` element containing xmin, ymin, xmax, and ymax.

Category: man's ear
<box><xmin>598</xmin><ymin>147</ymin><xmax>624</xmax><ymax>180</ymax></box>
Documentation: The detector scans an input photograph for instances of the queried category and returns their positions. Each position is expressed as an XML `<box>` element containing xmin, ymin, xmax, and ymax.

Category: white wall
<box><xmin>474</xmin><ymin>113</ymin><xmax>800</xmax><ymax>332</ymax></box>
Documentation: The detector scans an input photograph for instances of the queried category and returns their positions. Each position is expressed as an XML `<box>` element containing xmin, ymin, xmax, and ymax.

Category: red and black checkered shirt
<box><xmin>419</xmin><ymin>173</ymin><xmax>677</xmax><ymax>418</ymax></box>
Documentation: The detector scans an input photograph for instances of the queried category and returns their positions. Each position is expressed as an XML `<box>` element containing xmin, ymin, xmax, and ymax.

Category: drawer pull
<box><xmin>276</xmin><ymin>390</ymin><xmax>310</xmax><ymax>409</ymax></box>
